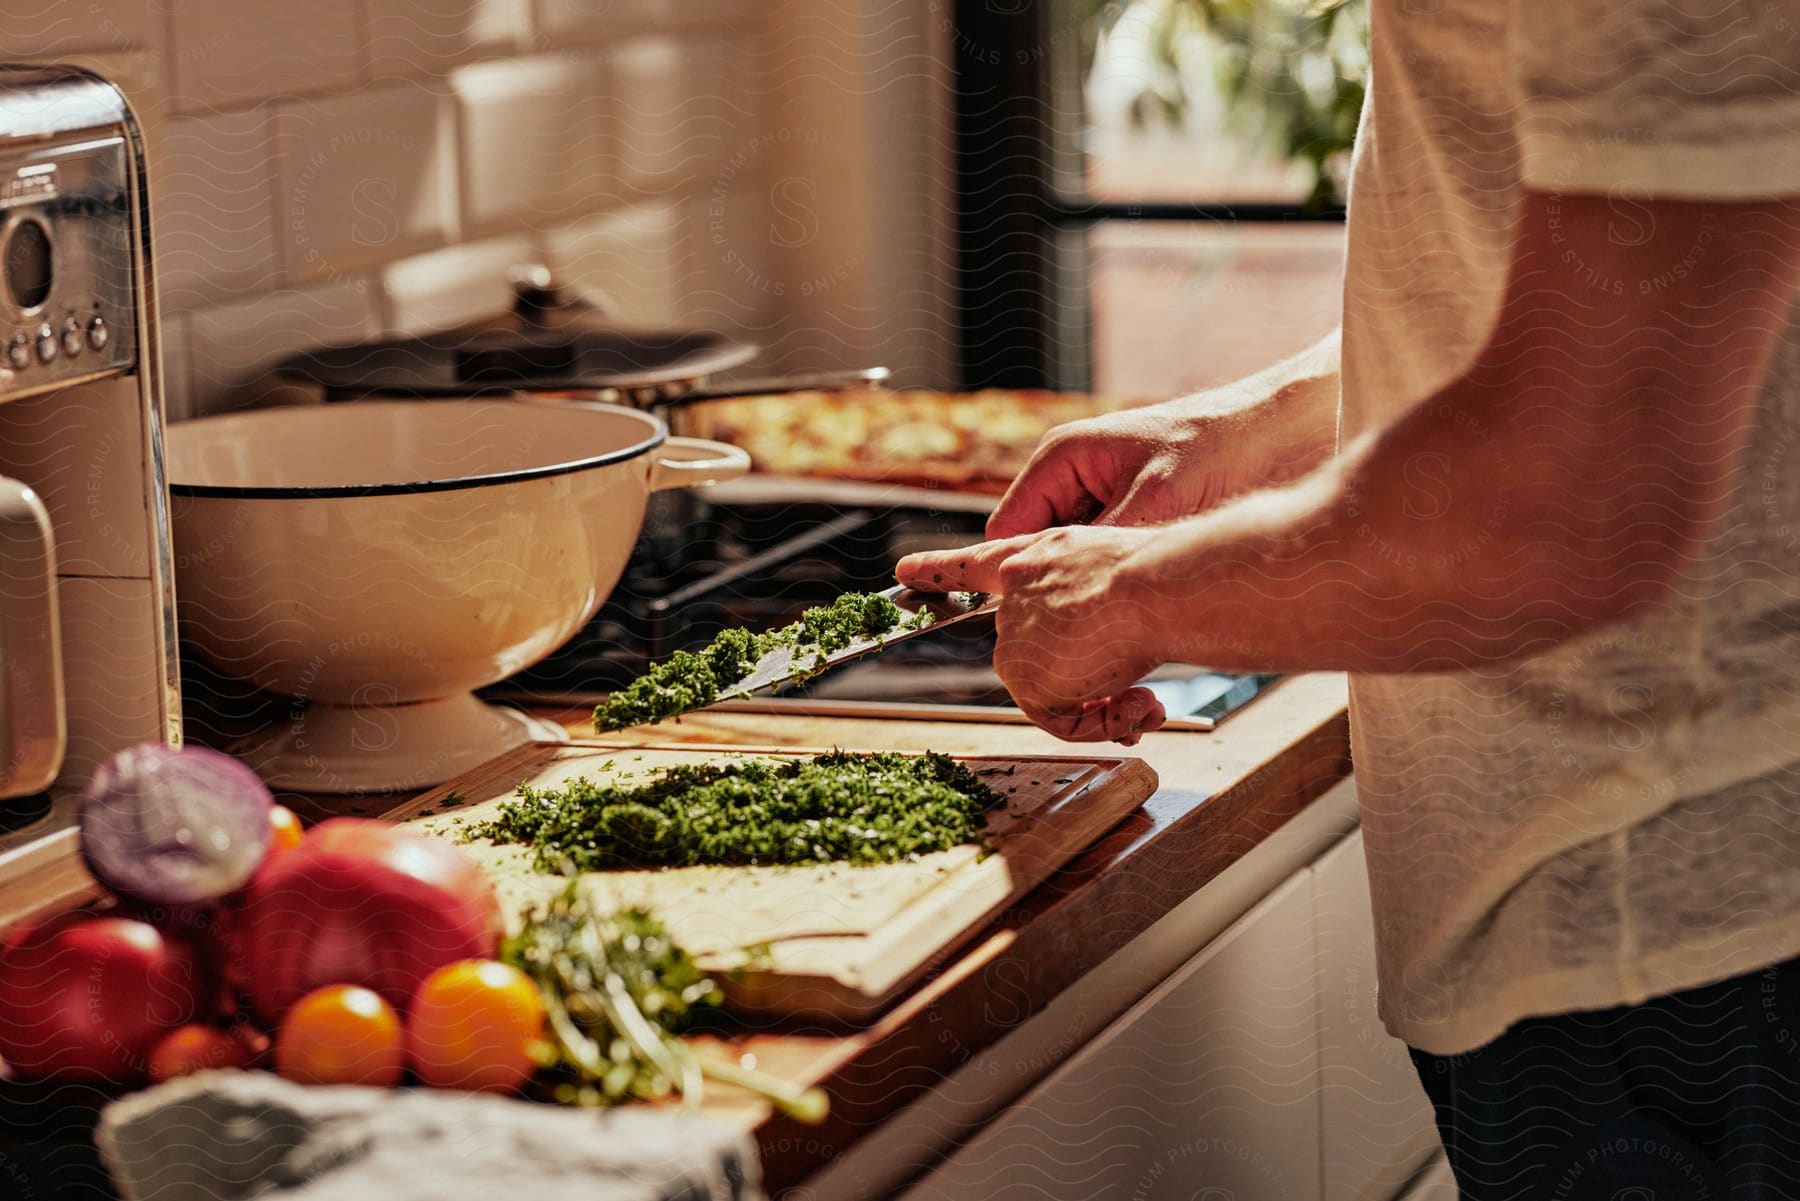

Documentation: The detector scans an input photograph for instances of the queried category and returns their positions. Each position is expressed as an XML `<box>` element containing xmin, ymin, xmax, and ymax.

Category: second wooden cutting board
<box><xmin>384</xmin><ymin>742</ymin><xmax>1157</xmax><ymax>1022</ymax></box>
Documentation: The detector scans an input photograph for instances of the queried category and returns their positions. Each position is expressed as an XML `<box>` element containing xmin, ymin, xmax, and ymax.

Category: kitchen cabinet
<box><xmin>1314</xmin><ymin>832</ymin><xmax>1441</xmax><ymax>1201</ymax></box>
<box><xmin>900</xmin><ymin>872</ymin><xmax>1324</xmax><ymax>1201</ymax></box>
<box><xmin>893</xmin><ymin>811</ymin><xmax>1440</xmax><ymax>1201</ymax></box>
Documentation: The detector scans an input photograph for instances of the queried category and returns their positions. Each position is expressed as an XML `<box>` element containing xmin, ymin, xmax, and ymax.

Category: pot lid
<box><xmin>274</xmin><ymin>264</ymin><xmax>761</xmax><ymax>400</ymax></box>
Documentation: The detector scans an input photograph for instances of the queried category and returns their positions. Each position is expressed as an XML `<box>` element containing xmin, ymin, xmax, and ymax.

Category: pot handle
<box><xmin>648</xmin><ymin>437</ymin><xmax>752</xmax><ymax>493</ymax></box>
<box><xmin>0</xmin><ymin>477</ymin><xmax>64</xmax><ymax>798</ymax></box>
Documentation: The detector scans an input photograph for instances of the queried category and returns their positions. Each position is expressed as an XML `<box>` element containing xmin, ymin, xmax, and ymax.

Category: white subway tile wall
<box><xmin>533</xmin><ymin>0</ymin><xmax>665</xmax><ymax>43</ymax></box>
<box><xmin>531</xmin><ymin>0</ymin><xmax>752</xmax><ymax>44</ymax></box>
<box><xmin>168</xmin><ymin>0</ymin><xmax>363</xmax><ymax>113</ymax></box>
<box><xmin>450</xmin><ymin>54</ymin><xmax>611</xmax><ymax>232</ymax></box>
<box><xmin>180</xmin><ymin>281</ymin><xmax>380</xmax><ymax>416</ymax></box>
<box><xmin>609</xmin><ymin>37</ymin><xmax>696</xmax><ymax>194</ymax></box>
<box><xmin>151</xmin><ymin>107</ymin><xmax>281</xmax><ymax>308</ymax></box>
<box><xmin>541</xmin><ymin>202</ymin><xmax>685</xmax><ymax>327</ymax></box>
<box><xmin>5</xmin><ymin>2</ymin><xmax>167</xmax><ymax>62</ymax></box>
<box><xmin>273</xmin><ymin>80</ymin><xmax>458</xmax><ymax>284</ymax></box>
<box><xmin>5</xmin><ymin>0</ymin><xmax>775</xmax><ymax>420</ymax></box>
<box><xmin>683</xmin><ymin>187</ymin><xmax>781</xmax><ymax>334</ymax></box>
<box><xmin>364</xmin><ymin>0</ymin><xmax>526</xmax><ymax>79</ymax></box>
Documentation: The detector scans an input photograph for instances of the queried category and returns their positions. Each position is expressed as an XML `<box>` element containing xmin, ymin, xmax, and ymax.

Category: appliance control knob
<box><xmin>34</xmin><ymin>324</ymin><xmax>56</xmax><ymax>363</ymax></box>
<box><xmin>60</xmin><ymin>318</ymin><xmax>82</xmax><ymax>359</ymax></box>
<box><xmin>86</xmin><ymin>316</ymin><xmax>109</xmax><ymax>351</ymax></box>
<box><xmin>6</xmin><ymin>333</ymin><xmax>29</xmax><ymax>370</ymax></box>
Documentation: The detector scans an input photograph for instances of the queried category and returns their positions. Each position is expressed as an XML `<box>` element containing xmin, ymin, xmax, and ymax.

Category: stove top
<box><xmin>489</xmin><ymin>493</ymin><xmax>1279</xmax><ymax>732</ymax></box>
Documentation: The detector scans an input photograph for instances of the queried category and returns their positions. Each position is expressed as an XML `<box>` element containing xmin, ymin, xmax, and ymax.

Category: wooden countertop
<box><xmin>443</xmin><ymin>673</ymin><xmax>1352</xmax><ymax>1194</ymax></box>
<box><xmin>4</xmin><ymin>673</ymin><xmax>1349</xmax><ymax>1198</ymax></box>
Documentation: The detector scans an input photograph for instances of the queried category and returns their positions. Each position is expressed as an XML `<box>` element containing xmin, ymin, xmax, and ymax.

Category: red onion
<box><xmin>79</xmin><ymin>743</ymin><xmax>274</xmax><ymax>907</ymax></box>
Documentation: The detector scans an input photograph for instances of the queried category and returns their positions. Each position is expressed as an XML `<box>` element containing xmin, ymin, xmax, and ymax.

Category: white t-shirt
<box><xmin>1341</xmin><ymin>0</ymin><xmax>1800</xmax><ymax>1055</ymax></box>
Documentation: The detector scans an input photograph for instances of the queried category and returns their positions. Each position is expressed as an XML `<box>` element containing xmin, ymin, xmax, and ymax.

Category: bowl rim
<box><xmin>166</xmin><ymin>400</ymin><xmax>668</xmax><ymax>500</ymax></box>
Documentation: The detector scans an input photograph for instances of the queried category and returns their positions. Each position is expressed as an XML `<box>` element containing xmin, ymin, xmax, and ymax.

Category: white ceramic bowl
<box><xmin>166</xmin><ymin>399</ymin><xmax>749</xmax><ymax>791</ymax></box>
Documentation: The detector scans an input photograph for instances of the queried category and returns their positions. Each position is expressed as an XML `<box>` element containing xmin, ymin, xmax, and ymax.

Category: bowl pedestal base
<box><xmin>239</xmin><ymin>694</ymin><xmax>570</xmax><ymax>793</ymax></box>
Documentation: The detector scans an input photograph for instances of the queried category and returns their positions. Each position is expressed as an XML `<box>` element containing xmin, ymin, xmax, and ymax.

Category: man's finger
<box><xmin>1095</xmin><ymin>478</ymin><xmax>1154</xmax><ymax>528</ymax></box>
<box><xmin>1100</xmin><ymin>475</ymin><xmax>1199</xmax><ymax>528</ymax></box>
<box><xmin>1010</xmin><ymin>694</ymin><xmax>1102</xmax><ymax>741</ymax></box>
<box><xmin>1012</xmin><ymin>688</ymin><xmax>1165</xmax><ymax>745</ymax></box>
<box><xmin>1102</xmin><ymin>688</ymin><xmax>1167</xmax><ymax>746</ymax></box>
<box><xmin>894</xmin><ymin>533</ymin><xmax>1041</xmax><ymax>594</ymax></box>
<box><xmin>987</xmin><ymin>452</ymin><xmax>1103</xmax><ymax>539</ymax></box>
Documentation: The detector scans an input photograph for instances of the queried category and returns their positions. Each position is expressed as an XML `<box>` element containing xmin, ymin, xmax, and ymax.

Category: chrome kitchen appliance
<box><xmin>0</xmin><ymin>67</ymin><xmax>180</xmax><ymax>920</ymax></box>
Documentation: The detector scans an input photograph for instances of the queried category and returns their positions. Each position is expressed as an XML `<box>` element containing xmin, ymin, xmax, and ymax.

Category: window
<box><xmin>952</xmin><ymin>0</ymin><xmax>1362</xmax><ymax>396</ymax></box>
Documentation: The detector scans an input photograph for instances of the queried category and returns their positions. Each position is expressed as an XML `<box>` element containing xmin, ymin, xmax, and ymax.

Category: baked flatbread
<box><xmin>688</xmin><ymin>389</ymin><xmax>1144</xmax><ymax>494</ymax></box>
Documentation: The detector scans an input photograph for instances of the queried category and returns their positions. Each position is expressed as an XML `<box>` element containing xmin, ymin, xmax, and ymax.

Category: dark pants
<box><xmin>1410</xmin><ymin>955</ymin><xmax>1800</xmax><ymax>1200</ymax></box>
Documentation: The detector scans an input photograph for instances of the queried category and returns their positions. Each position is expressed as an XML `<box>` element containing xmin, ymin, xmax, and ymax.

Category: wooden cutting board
<box><xmin>382</xmin><ymin>741</ymin><xmax>1157</xmax><ymax>1022</ymax></box>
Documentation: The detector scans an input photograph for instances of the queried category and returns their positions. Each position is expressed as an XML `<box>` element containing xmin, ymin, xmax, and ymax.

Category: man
<box><xmin>897</xmin><ymin>2</ymin><xmax>1800</xmax><ymax>1196</ymax></box>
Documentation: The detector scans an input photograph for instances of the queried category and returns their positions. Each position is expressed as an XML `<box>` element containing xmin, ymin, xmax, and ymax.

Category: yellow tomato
<box><xmin>147</xmin><ymin>1024</ymin><xmax>256</xmax><ymax>1083</ymax></box>
<box><xmin>275</xmin><ymin>985</ymin><xmax>404</xmax><ymax>1087</ymax></box>
<box><xmin>406</xmin><ymin>959</ymin><xmax>545</xmax><ymax>1094</ymax></box>
<box><xmin>268</xmin><ymin>805</ymin><xmax>304</xmax><ymax>853</ymax></box>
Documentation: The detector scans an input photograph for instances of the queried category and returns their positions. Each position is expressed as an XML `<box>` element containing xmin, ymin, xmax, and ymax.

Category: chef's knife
<box><xmin>718</xmin><ymin>584</ymin><xmax>999</xmax><ymax>701</ymax></box>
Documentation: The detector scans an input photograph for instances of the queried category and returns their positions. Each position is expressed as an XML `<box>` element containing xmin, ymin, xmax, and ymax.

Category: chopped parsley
<box><xmin>592</xmin><ymin>591</ymin><xmax>933</xmax><ymax>732</ymax></box>
<box><xmin>465</xmin><ymin>750</ymin><xmax>999</xmax><ymax>870</ymax></box>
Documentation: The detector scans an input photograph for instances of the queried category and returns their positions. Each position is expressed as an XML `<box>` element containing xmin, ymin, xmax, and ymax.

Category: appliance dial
<box><xmin>86</xmin><ymin>316</ymin><xmax>108</xmax><ymax>351</ymax></box>
<box><xmin>6</xmin><ymin>332</ymin><xmax>27</xmax><ymax>370</ymax></box>
<box><xmin>33</xmin><ymin>323</ymin><xmax>55</xmax><ymax>363</ymax></box>
<box><xmin>60</xmin><ymin>318</ymin><xmax>82</xmax><ymax>358</ymax></box>
<box><xmin>2</xmin><ymin>217</ymin><xmax>52</xmax><ymax>313</ymax></box>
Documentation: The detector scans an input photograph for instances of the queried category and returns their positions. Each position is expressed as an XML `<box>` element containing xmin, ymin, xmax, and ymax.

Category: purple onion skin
<box><xmin>79</xmin><ymin>744</ymin><xmax>275</xmax><ymax>909</ymax></box>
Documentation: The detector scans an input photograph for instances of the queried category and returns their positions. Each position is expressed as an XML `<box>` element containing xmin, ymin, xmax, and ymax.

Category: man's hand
<box><xmin>986</xmin><ymin>335</ymin><xmax>1341</xmax><ymax>539</ymax></box>
<box><xmin>986</xmin><ymin>405</ymin><xmax>1238</xmax><ymax>536</ymax></box>
<box><xmin>905</xmin><ymin>191</ymin><xmax>1800</xmax><ymax>746</ymax></box>
<box><xmin>897</xmin><ymin>527</ymin><xmax>1170</xmax><ymax>744</ymax></box>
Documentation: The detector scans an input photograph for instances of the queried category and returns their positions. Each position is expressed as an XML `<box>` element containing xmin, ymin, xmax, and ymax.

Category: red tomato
<box><xmin>237</xmin><ymin>819</ymin><xmax>501</xmax><ymax>1024</ymax></box>
<box><xmin>407</xmin><ymin>960</ymin><xmax>545</xmax><ymax>1093</ymax></box>
<box><xmin>275</xmin><ymin>985</ymin><xmax>404</xmax><ymax>1087</ymax></box>
<box><xmin>268</xmin><ymin>805</ymin><xmax>305</xmax><ymax>854</ymax></box>
<box><xmin>146</xmin><ymin>1023</ymin><xmax>257</xmax><ymax>1083</ymax></box>
<box><xmin>0</xmin><ymin>912</ymin><xmax>206</xmax><ymax>1083</ymax></box>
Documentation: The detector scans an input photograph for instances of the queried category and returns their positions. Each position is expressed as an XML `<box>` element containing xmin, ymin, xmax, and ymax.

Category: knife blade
<box><xmin>720</xmin><ymin>585</ymin><xmax>999</xmax><ymax>700</ymax></box>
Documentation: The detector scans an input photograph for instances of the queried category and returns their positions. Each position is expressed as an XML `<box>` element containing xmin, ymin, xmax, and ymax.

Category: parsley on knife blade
<box><xmin>465</xmin><ymin>751</ymin><xmax>1000</xmax><ymax>871</ymax></box>
<box><xmin>591</xmin><ymin>592</ymin><xmax>933</xmax><ymax>732</ymax></box>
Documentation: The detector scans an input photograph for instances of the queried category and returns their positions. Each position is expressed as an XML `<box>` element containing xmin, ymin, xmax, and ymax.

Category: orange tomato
<box><xmin>146</xmin><ymin>1024</ymin><xmax>257</xmax><ymax>1083</ymax></box>
<box><xmin>268</xmin><ymin>805</ymin><xmax>304</xmax><ymax>853</ymax></box>
<box><xmin>406</xmin><ymin>960</ymin><xmax>545</xmax><ymax>1094</ymax></box>
<box><xmin>275</xmin><ymin>985</ymin><xmax>404</xmax><ymax>1087</ymax></box>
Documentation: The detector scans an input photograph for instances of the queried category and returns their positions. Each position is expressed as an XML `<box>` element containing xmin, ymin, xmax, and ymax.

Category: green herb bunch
<box><xmin>592</xmin><ymin>591</ymin><xmax>931</xmax><ymax>732</ymax></box>
<box><xmin>468</xmin><ymin>751</ymin><xmax>1000</xmax><ymax>872</ymax></box>
<box><xmin>507</xmin><ymin>880</ymin><xmax>826</xmax><ymax>1121</ymax></box>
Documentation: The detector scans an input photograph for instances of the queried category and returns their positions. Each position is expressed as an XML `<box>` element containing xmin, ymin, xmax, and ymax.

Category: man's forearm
<box><xmin>1127</xmin><ymin>371</ymin><xmax>1768</xmax><ymax>674</ymax></box>
<box><xmin>1170</xmin><ymin>329</ymin><xmax>1342</xmax><ymax>490</ymax></box>
<box><xmin>1124</xmin><ymin>194</ymin><xmax>1797</xmax><ymax>675</ymax></box>
<box><xmin>1120</xmin><ymin>424</ymin><xmax>1590</xmax><ymax>675</ymax></box>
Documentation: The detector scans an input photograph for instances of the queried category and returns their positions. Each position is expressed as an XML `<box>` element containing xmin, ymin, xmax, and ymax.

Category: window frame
<box><xmin>950</xmin><ymin>0</ymin><xmax>1347</xmax><ymax>390</ymax></box>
